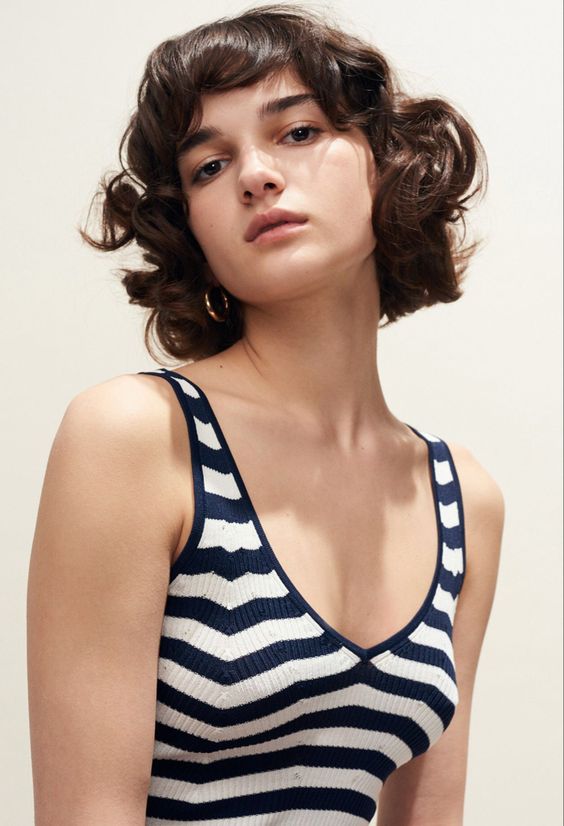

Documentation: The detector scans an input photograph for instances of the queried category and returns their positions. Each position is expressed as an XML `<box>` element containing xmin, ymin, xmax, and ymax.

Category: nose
<box><xmin>237</xmin><ymin>147</ymin><xmax>285</xmax><ymax>202</ymax></box>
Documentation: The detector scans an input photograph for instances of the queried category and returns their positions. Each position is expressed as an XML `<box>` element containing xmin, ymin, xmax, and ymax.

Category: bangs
<box><xmin>166</xmin><ymin>5</ymin><xmax>386</xmax><ymax>152</ymax></box>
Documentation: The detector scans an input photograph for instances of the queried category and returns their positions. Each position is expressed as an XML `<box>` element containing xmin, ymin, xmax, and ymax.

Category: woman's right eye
<box><xmin>192</xmin><ymin>158</ymin><xmax>226</xmax><ymax>183</ymax></box>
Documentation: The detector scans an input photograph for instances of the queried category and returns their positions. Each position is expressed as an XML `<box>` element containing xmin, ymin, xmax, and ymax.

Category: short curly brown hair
<box><xmin>79</xmin><ymin>2</ymin><xmax>488</xmax><ymax>364</ymax></box>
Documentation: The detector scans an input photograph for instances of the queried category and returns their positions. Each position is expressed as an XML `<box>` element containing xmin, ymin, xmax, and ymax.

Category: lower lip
<box><xmin>251</xmin><ymin>221</ymin><xmax>308</xmax><ymax>245</ymax></box>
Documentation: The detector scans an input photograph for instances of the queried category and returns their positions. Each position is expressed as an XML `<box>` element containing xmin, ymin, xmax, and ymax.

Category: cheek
<box><xmin>315</xmin><ymin>142</ymin><xmax>375</xmax><ymax>218</ymax></box>
<box><xmin>186</xmin><ymin>201</ymin><xmax>220</xmax><ymax>254</ymax></box>
<box><xmin>188</xmin><ymin>208</ymin><xmax>239</xmax><ymax>273</ymax></box>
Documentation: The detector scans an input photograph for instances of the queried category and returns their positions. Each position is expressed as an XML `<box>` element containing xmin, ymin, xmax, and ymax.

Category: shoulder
<box><xmin>64</xmin><ymin>371</ymin><xmax>191</xmax><ymax>459</ymax></box>
<box><xmin>56</xmin><ymin>373</ymin><xmax>191</xmax><ymax>549</ymax></box>
<box><xmin>62</xmin><ymin>369</ymin><xmax>195</xmax><ymax>490</ymax></box>
<box><xmin>68</xmin><ymin>371</ymin><xmax>175</xmax><ymax>428</ymax></box>
<box><xmin>445</xmin><ymin>440</ymin><xmax>505</xmax><ymax>536</ymax></box>
<box><xmin>443</xmin><ymin>439</ymin><xmax>505</xmax><ymax>585</ymax></box>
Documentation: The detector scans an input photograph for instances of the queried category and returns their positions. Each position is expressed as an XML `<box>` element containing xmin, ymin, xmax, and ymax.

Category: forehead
<box><xmin>200</xmin><ymin>66</ymin><xmax>313</xmax><ymax>117</ymax></box>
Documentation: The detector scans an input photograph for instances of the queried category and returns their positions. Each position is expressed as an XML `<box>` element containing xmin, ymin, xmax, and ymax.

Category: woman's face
<box><xmin>178</xmin><ymin>67</ymin><xmax>378</xmax><ymax>307</ymax></box>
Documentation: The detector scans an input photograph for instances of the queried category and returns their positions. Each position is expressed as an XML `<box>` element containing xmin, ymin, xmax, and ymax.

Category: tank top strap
<box><xmin>137</xmin><ymin>367</ymin><xmax>256</xmax><ymax>532</ymax></box>
<box><xmin>406</xmin><ymin>424</ymin><xmax>466</xmax><ymax>604</ymax></box>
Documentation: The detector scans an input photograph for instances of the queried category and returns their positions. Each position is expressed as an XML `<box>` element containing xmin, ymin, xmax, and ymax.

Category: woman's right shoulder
<box><xmin>69</xmin><ymin>370</ymin><xmax>176</xmax><ymax>422</ymax></box>
<box><xmin>63</xmin><ymin>370</ymin><xmax>194</xmax><ymax>451</ymax></box>
<box><xmin>56</xmin><ymin>371</ymin><xmax>194</xmax><ymax>519</ymax></box>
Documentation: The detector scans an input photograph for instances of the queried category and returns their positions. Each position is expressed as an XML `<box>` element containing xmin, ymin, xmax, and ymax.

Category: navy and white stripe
<box><xmin>137</xmin><ymin>368</ymin><xmax>466</xmax><ymax>824</ymax></box>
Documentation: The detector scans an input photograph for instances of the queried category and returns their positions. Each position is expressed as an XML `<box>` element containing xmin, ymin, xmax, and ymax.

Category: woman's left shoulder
<box><xmin>444</xmin><ymin>440</ymin><xmax>505</xmax><ymax>518</ymax></box>
<box><xmin>443</xmin><ymin>439</ymin><xmax>506</xmax><ymax>571</ymax></box>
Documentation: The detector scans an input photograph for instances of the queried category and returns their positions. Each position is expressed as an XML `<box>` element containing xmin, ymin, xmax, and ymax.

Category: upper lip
<box><xmin>245</xmin><ymin>208</ymin><xmax>308</xmax><ymax>242</ymax></box>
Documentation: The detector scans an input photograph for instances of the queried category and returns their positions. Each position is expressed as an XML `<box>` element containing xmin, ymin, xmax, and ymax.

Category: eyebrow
<box><xmin>176</xmin><ymin>93</ymin><xmax>319</xmax><ymax>161</ymax></box>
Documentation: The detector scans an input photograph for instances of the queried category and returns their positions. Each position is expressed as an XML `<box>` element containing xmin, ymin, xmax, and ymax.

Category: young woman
<box><xmin>27</xmin><ymin>4</ymin><xmax>505</xmax><ymax>824</ymax></box>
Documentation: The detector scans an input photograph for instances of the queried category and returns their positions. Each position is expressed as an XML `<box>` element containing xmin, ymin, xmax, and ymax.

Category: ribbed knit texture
<box><xmin>137</xmin><ymin>368</ymin><xmax>466</xmax><ymax>824</ymax></box>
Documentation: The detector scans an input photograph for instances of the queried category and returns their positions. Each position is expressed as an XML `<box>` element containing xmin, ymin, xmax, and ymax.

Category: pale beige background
<box><xmin>2</xmin><ymin>1</ymin><xmax>562</xmax><ymax>823</ymax></box>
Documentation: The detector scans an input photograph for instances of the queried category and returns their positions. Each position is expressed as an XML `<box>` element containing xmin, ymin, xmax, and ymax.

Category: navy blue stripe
<box><xmin>147</xmin><ymin>785</ymin><xmax>377</xmax><ymax>821</ymax></box>
<box><xmin>151</xmin><ymin>745</ymin><xmax>394</xmax><ymax>784</ymax></box>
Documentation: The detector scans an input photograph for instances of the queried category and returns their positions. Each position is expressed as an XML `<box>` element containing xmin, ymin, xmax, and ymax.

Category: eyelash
<box><xmin>191</xmin><ymin>123</ymin><xmax>323</xmax><ymax>184</ymax></box>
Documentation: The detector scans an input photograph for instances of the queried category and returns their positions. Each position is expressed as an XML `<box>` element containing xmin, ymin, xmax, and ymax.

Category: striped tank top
<box><xmin>138</xmin><ymin>367</ymin><xmax>466</xmax><ymax>825</ymax></box>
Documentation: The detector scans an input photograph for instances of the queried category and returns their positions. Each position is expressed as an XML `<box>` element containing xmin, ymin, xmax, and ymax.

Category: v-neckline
<box><xmin>163</xmin><ymin>368</ymin><xmax>444</xmax><ymax>663</ymax></box>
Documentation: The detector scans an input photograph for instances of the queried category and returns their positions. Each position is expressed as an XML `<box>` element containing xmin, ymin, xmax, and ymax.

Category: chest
<box><xmin>173</xmin><ymin>397</ymin><xmax>439</xmax><ymax>654</ymax></box>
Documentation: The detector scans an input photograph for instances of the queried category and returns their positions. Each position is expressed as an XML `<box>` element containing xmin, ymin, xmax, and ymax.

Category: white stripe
<box><xmin>442</xmin><ymin>542</ymin><xmax>464</xmax><ymax>576</ymax></box>
<box><xmin>161</xmin><ymin>614</ymin><xmax>323</xmax><ymax>659</ymax></box>
<box><xmin>198</xmin><ymin>517</ymin><xmax>262</xmax><ymax>551</ymax></box>
<box><xmin>166</xmin><ymin>373</ymin><xmax>200</xmax><ymax>398</ymax></box>
<box><xmin>149</xmin><ymin>763</ymin><xmax>382</xmax><ymax>806</ymax></box>
<box><xmin>439</xmin><ymin>499</ymin><xmax>460</xmax><ymax>529</ymax></box>
<box><xmin>433</xmin><ymin>583</ymin><xmax>457</xmax><ymax>625</ymax></box>
<box><xmin>202</xmin><ymin>464</ymin><xmax>241</xmax><ymax>499</ymax></box>
<box><xmin>195</xmin><ymin>416</ymin><xmax>222</xmax><ymax>449</ymax></box>
<box><xmin>168</xmin><ymin>569</ymin><xmax>290</xmax><ymax>604</ymax></box>
<box><xmin>418</xmin><ymin>429</ymin><xmax>441</xmax><ymax>442</ymax></box>
<box><xmin>434</xmin><ymin>458</ymin><xmax>454</xmax><ymax>486</ymax></box>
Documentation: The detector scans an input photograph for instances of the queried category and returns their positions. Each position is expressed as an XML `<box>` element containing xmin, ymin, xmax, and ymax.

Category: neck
<box><xmin>216</xmin><ymin>262</ymin><xmax>402</xmax><ymax>452</ymax></box>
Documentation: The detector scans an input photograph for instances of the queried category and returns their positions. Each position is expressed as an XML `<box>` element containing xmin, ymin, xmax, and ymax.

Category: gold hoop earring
<box><xmin>204</xmin><ymin>284</ymin><xmax>229</xmax><ymax>323</ymax></box>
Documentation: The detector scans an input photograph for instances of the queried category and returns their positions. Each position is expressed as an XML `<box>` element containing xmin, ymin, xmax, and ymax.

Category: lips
<box><xmin>257</xmin><ymin>220</ymin><xmax>290</xmax><ymax>236</ymax></box>
<box><xmin>245</xmin><ymin>208</ymin><xmax>308</xmax><ymax>242</ymax></box>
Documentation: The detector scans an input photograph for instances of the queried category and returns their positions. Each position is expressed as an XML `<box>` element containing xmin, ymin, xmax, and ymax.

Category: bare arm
<box><xmin>26</xmin><ymin>375</ymin><xmax>190</xmax><ymax>825</ymax></box>
<box><xmin>375</xmin><ymin>442</ymin><xmax>505</xmax><ymax>826</ymax></box>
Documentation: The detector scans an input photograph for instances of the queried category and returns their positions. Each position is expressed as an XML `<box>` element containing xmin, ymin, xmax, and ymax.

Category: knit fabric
<box><xmin>137</xmin><ymin>368</ymin><xmax>466</xmax><ymax>824</ymax></box>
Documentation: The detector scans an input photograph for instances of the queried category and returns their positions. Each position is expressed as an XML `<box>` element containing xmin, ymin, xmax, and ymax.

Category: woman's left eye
<box><xmin>282</xmin><ymin>124</ymin><xmax>322</xmax><ymax>143</ymax></box>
